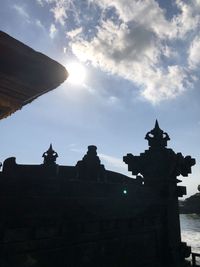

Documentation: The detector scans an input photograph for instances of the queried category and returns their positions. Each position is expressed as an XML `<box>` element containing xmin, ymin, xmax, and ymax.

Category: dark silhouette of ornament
<box><xmin>42</xmin><ymin>144</ymin><xmax>58</xmax><ymax>165</ymax></box>
<box><xmin>124</xmin><ymin>120</ymin><xmax>195</xmax><ymax>186</ymax></box>
<box><xmin>145</xmin><ymin>120</ymin><xmax>170</xmax><ymax>148</ymax></box>
<box><xmin>76</xmin><ymin>145</ymin><xmax>105</xmax><ymax>181</ymax></box>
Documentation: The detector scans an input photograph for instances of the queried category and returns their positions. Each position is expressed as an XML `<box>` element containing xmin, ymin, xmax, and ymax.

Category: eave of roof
<box><xmin>0</xmin><ymin>31</ymin><xmax>68</xmax><ymax>119</ymax></box>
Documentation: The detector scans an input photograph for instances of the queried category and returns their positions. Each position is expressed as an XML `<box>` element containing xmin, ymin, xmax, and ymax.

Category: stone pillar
<box><xmin>123</xmin><ymin>120</ymin><xmax>195</xmax><ymax>267</ymax></box>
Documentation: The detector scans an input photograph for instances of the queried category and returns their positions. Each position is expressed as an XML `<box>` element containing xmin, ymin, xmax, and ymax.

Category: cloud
<box><xmin>70</xmin><ymin>20</ymin><xmax>158</xmax><ymax>67</ymax></box>
<box><xmin>188</xmin><ymin>35</ymin><xmax>200</xmax><ymax>69</ymax></box>
<box><xmin>66</xmin><ymin>27</ymin><xmax>82</xmax><ymax>38</ymax></box>
<box><xmin>35</xmin><ymin>19</ymin><xmax>45</xmax><ymax>30</ymax></box>
<box><xmin>13</xmin><ymin>4</ymin><xmax>30</xmax><ymax>22</ymax></box>
<box><xmin>141</xmin><ymin>65</ymin><xmax>188</xmax><ymax>104</ymax></box>
<box><xmin>37</xmin><ymin>0</ymin><xmax>72</xmax><ymax>25</ymax></box>
<box><xmin>36</xmin><ymin>0</ymin><xmax>44</xmax><ymax>6</ymax></box>
<box><xmin>107</xmin><ymin>96</ymin><xmax>119</xmax><ymax>105</ymax></box>
<box><xmin>69</xmin><ymin>19</ymin><xmax>189</xmax><ymax>103</ymax></box>
<box><xmin>92</xmin><ymin>0</ymin><xmax>177</xmax><ymax>39</ymax></box>
<box><xmin>162</xmin><ymin>46</ymin><xmax>178</xmax><ymax>59</ymax></box>
<box><xmin>68</xmin><ymin>146</ymin><xmax>129</xmax><ymax>175</ymax></box>
<box><xmin>174</xmin><ymin>0</ymin><xmax>200</xmax><ymax>38</ymax></box>
<box><xmin>68</xmin><ymin>0</ymin><xmax>200</xmax><ymax>103</ymax></box>
<box><xmin>49</xmin><ymin>23</ymin><xmax>57</xmax><ymax>38</ymax></box>
<box><xmin>38</xmin><ymin>0</ymin><xmax>200</xmax><ymax>103</ymax></box>
<box><xmin>51</xmin><ymin>3</ymin><xmax>67</xmax><ymax>25</ymax></box>
<box><xmin>99</xmin><ymin>153</ymin><xmax>127</xmax><ymax>173</ymax></box>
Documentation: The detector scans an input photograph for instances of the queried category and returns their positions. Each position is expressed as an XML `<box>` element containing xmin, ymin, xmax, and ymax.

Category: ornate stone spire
<box><xmin>145</xmin><ymin>120</ymin><xmax>170</xmax><ymax>148</ymax></box>
<box><xmin>123</xmin><ymin>122</ymin><xmax>196</xmax><ymax>265</ymax></box>
<box><xmin>124</xmin><ymin>121</ymin><xmax>195</xmax><ymax>187</ymax></box>
<box><xmin>42</xmin><ymin>144</ymin><xmax>58</xmax><ymax>165</ymax></box>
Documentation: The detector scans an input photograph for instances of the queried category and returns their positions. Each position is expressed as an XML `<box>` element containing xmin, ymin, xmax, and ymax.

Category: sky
<box><xmin>0</xmin><ymin>0</ymin><xmax>200</xmax><ymax>198</ymax></box>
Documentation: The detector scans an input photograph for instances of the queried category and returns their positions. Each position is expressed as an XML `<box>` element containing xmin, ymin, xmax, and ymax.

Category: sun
<box><xmin>66</xmin><ymin>62</ymin><xmax>86</xmax><ymax>85</ymax></box>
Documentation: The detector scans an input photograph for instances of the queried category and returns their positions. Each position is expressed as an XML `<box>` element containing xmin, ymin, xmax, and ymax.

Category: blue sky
<box><xmin>0</xmin><ymin>0</ymin><xmax>200</xmax><ymax>197</ymax></box>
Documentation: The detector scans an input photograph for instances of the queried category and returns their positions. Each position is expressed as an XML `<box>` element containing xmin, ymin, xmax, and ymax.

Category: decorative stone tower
<box><xmin>123</xmin><ymin>121</ymin><xmax>195</xmax><ymax>267</ymax></box>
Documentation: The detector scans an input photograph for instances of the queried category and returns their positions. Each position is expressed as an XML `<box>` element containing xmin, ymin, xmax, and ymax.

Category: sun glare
<box><xmin>66</xmin><ymin>62</ymin><xmax>86</xmax><ymax>85</ymax></box>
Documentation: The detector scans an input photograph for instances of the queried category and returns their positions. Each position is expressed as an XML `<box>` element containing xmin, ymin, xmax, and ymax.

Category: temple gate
<box><xmin>0</xmin><ymin>121</ymin><xmax>195</xmax><ymax>267</ymax></box>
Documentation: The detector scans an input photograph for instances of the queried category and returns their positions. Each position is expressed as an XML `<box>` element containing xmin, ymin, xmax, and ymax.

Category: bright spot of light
<box><xmin>123</xmin><ymin>189</ymin><xmax>127</xmax><ymax>195</ymax></box>
<box><xmin>66</xmin><ymin>62</ymin><xmax>86</xmax><ymax>85</ymax></box>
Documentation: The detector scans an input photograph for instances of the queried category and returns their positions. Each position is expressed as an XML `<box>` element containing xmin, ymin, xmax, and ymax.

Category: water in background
<box><xmin>180</xmin><ymin>214</ymin><xmax>200</xmax><ymax>264</ymax></box>
<box><xmin>181</xmin><ymin>214</ymin><xmax>200</xmax><ymax>253</ymax></box>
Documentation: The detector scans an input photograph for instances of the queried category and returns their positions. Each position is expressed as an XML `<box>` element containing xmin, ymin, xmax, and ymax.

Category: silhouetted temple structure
<box><xmin>0</xmin><ymin>121</ymin><xmax>195</xmax><ymax>267</ymax></box>
<box><xmin>0</xmin><ymin>31</ymin><xmax>68</xmax><ymax>119</ymax></box>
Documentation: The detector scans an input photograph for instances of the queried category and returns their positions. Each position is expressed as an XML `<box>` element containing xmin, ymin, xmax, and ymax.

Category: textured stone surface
<box><xmin>0</xmin><ymin>31</ymin><xmax>68</xmax><ymax>119</ymax></box>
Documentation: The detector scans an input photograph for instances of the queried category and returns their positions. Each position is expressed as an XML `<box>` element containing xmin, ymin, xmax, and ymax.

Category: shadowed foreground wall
<box><xmin>0</xmin><ymin>122</ymin><xmax>195</xmax><ymax>267</ymax></box>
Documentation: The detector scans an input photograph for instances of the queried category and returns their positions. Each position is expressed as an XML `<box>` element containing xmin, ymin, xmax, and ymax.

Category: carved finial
<box><xmin>42</xmin><ymin>144</ymin><xmax>58</xmax><ymax>165</ymax></box>
<box><xmin>145</xmin><ymin>120</ymin><xmax>170</xmax><ymax>148</ymax></box>
<box><xmin>76</xmin><ymin>145</ymin><xmax>105</xmax><ymax>181</ymax></box>
<box><xmin>81</xmin><ymin>145</ymin><xmax>101</xmax><ymax>166</ymax></box>
<box><xmin>155</xmin><ymin>119</ymin><xmax>159</xmax><ymax>129</ymax></box>
<box><xmin>87</xmin><ymin>145</ymin><xmax>98</xmax><ymax>157</ymax></box>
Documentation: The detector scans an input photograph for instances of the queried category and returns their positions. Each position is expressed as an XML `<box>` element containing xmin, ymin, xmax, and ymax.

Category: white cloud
<box><xmin>188</xmin><ymin>35</ymin><xmax>200</xmax><ymax>69</ymax></box>
<box><xmin>93</xmin><ymin>0</ymin><xmax>177</xmax><ymax>39</ymax></box>
<box><xmin>51</xmin><ymin>4</ymin><xmax>67</xmax><ymax>25</ymax></box>
<box><xmin>174</xmin><ymin>0</ymin><xmax>200</xmax><ymax>38</ymax></box>
<box><xmin>35</xmin><ymin>19</ymin><xmax>45</xmax><ymax>30</ymax></box>
<box><xmin>70</xmin><ymin>20</ymin><xmax>158</xmax><ymax>67</ymax></box>
<box><xmin>66</xmin><ymin>27</ymin><xmax>82</xmax><ymax>39</ymax></box>
<box><xmin>107</xmin><ymin>96</ymin><xmax>119</xmax><ymax>105</ymax></box>
<box><xmin>162</xmin><ymin>46</ymin><xmax>178</xmax><ymax>59</ymax></box>
<box><xmin>37</xmin><ymin>0</ymin><xmax>200</xmax><ymax>103</ymax></box>
<box><xmin>36</xmin><ymin>0</ymin><xmax>44</xmax><ymax>6</ymax></box>
<box><xmin>37</xmin><ymin>0</ymin><xmax>72</xmax><ymax>25</ymax></box>
<box><xmin>13</xmin><ymin>4</ymin><xmax>30</xmax><ymax>22</ymax></box>
<box><xmin>99</xmin><ymin>153</ymin><xmax>127</xmax><ymax>173</ymax></box>
<box><xmin>70</xmin><ymin>19</ymin><xmax>190</xmax><ymax>103</ymax></box>
<box><xmin>49</xmin><ymin>23</ymin><xmax>57</xmax><ymax>38</ymax></box>
<box><xmin>141</xmin><ymin>65</ymin><xmax>187</xmax><ymax>104</ymax></box>
<box><xmin>68</xmin><ymin>147</ymin><xmax>129</xmax><ymax>175</ymax></box>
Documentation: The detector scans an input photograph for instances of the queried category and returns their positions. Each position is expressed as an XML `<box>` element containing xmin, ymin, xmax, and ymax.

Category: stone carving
<box><xmin>145</xmin><ymin>120</ymin><xmax>170</xmax><ymax>148</ymax></box>
<box><xmin>123</xmin><ymin>120</ymin><xmax>196</xmax><ymax>266</ymax></box>
<box><xmin>76</xmin><ymin>145</ymin><xmax>105</xmax><ymax>181</ymax></box>
<box><xmin>123</xmin><ymin>120</ymin><xmax>195</xmax><ymax>187</ymax></box>
<box><xmin>42</xmin><ymin>144</ymin><xmax>58</xmax><ymax>165</ymax></box>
